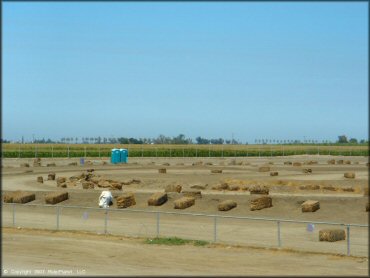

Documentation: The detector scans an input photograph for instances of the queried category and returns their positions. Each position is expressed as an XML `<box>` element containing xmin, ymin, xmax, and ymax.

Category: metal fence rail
<box><xmin>2</xmin><ymin>203</ymin><xmax>368</xmax><ymax>257</ymax></box>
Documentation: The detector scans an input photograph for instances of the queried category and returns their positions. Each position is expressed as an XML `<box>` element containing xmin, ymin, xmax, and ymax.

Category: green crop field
<box><xmin>1</xmin><ymin>143</ymin><xmax>368</xmax><ymax>158</ymax></box>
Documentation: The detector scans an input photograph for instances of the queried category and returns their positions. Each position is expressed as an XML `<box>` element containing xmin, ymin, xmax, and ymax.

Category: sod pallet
<box><xmin>327</xmin><ymin>159</ymin><xmax>335</xmax><ymax>165</ymax></box>
<box><xmin>344</xmin><ymin>172</ymin><xmax>355</xmax><ymax>179</ymax></box>
<box><xmin>165</xmin><ymin>184</ymin><xmax>182</xmax><ymax>193</ymax></box>
<box><xmin>45</xmin><ymin>191</ymin><xmax>68</xmax><ymax>204</ymax></box>
<box><xmin>270</xmin><ymin>172</ymin><xmax>278</xmax><ymax>176</ymax></box>
<box><xmin>299</xmin><ymin>184</ymin><xmax>320</xmax><ymax>190</ymax></box>
<box><xmin>249</xmin><ymin>185</ymin><xmax>269</xmax><ymax>195</ymax></box>
<box><xmin>218</xmin><ymin>200</ymin><xmax>237</xmax><ymax>211</ymax></box>
<box><xmin>37</xmin><ymin>176</ymin><xmax>43</xmax><ymax>183</ymax></box>
<box><xmin>293</xmin><ymin>162</ymin><xmax>302</xmax><ymax>166</ymax></box>
<box><xmin>117</xmin><ymin>193</ymin><xmax>136</xmax><ymax>208</ymax></box>
<box><xmin>212</xmin><ymin>183</ymin><xmax>229</xmax><ymax>191</ymax></box>
<box><xmin>337</xmin><ymin>160</ymin><xmax>344</xmax><ymax>165</ymax></box>
<box><xmin>301</xmin><ymin>200</ymin><xmax>320</xmax><ymax>212</ymax></box>
<box><xmin>56</xmin><ymin>177</ymin><xmax>66</xmax><ymax>186</ymax></box>
<box><xmin>319</xmin><ymin>229</ymin><xmax>346</xmax><ymax>242</ymax></box>
<box><xmin>4</xmin><ymin>191</ymin><xmax>36</xmax><ymax>204</ymax></box>
<box><xmin>174</xmin><ymin>197</ymin><xmax>195</xmax><ymax>209</ymax></box>
<box><xmin>182</xmin><ymin>190</ymin><xmax>202</xmax><ymax>199</ymax></box>
<box><xmin>158</xmin><ymin>168</ymin><xmax>167</xmax><ymax>174</ymax></box>
<box><xmin>148</xmin><ymin>192</ymin><xmax>168</xmax><ymax>206</ymax></box>
<box><xmin>250</xmin><ymin>196</ymin><xmax>272</xmax><ymax>211</ymax></box>
<box><xmin>82</xmin><ymin>181</ymin><xmax>95</xmax><ymax>189</ymax></box>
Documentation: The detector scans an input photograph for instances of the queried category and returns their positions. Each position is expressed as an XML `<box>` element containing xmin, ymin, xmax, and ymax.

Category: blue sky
<box><xmin>3</xmin><ymin>2</ymin><xmax>368</xmax><ymax>143</ymax></box>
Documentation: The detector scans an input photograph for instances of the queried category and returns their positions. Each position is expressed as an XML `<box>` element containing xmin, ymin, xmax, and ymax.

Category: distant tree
<box><xmin>349</xmin><ymin>138</ymin><xmax>358</xmax><ymax>144</ymax></box>
<box><xmin>337</xmin><ymin>135</ymin><xmax>348</xmax><ymax>143</ymax></box>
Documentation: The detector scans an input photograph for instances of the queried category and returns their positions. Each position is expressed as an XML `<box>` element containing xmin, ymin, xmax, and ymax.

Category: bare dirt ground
<box><xmin>2</xmin><ymin>227</ymin><xmax>368</xmax><ymax>276</ymax></box>
<box><xmin>2</xmin><ymin>155</ymin><xmax>369</xmax><ymax>276</ymax></box>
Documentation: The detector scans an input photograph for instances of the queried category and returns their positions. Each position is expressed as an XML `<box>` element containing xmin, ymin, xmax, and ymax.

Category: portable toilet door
<box><xmin>119</xmin><ymin>148</ymin><xmax>128</xmax><ymax>163</ymax></box>
<box><xmin>111</xmin><ymin>149</ymin><xmax>120</xmax><ymax>164</ymax></box>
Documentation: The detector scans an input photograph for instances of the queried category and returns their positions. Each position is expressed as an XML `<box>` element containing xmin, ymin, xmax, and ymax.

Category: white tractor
<box><xmin>99</xmin><ymin>191</ymin><xmax>113</xmax><ymax>208</ymax></box>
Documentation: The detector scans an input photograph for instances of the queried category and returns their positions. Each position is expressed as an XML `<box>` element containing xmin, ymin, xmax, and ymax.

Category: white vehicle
<box><xmin>99</xmin><ymin>191</ymin><xmax>113</xmax><ymax>208</ymax></box>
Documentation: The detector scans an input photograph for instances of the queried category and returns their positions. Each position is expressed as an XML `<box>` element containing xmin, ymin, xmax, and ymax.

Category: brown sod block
<box><xmin>148</xmin><ymin>192</ymin><xmax>168</xmax><ymax>206</ymax></box>
<box><xmin>190</xmin><ymin>184</ymin><xmax>207</xmax><ymax>190</ymax></box>
<box><xmin>249</xmin><ymin>184</ymin><xmax>269</xmax><ymax>195</ymax></box>
<box><xmin>37</xmin><ymin>176</ymin><xmax>44</xmax><ymax>183</ymax></box>
<box><xmin>56</xmin><ymin>177</ymin><xmax>66</xmax><ymax>186</ymax></box>
<box><xmin>342</xmin><ymin>187</ymin><xmax>354</xmax><ymax>192</ymax></box>
<box><xmin>174</xmin><ymin>197</ymin><xmax>195</xmax><ymax>209</ymax></box>
<box><xmin>212</xmin><ymin>183</ymin><xmax>230</xmax><ymax>191</ymax></box>
<box><xmin>344</xmin><ymin>172</ymin><xmax>355</xmax><ymax>179</ymax></box>
<box><xmin>299</xmin><ymin>184</ymin><xmax>320</xmax><ymax>190</ymax></box>
<box><xmin>319</xmin><ymin>229</ymin><xmax>346</xmax><ymax>242</ymax></box>
<box><xmin>337</xmin><ymin>160</ymin><xmax>344</xmax><ymax>165</ymax></box>
<box><xmin>182</xmin><ymin>190</ymin><xmax>202</xmax><ymax>199</ymax></box>
<box><xmin>82</xmin><ymin>181</ymin><xmax>95</xmax><ymax>189</ymax></box>
<box><xmin>218</xmin><ymin>200</ymin><xmax>237</xmax><ymax>211</ymax></box>
<box><xmin>211</xmin><ymin>169</ymin><xmax>222</xmax><ymax>173</ymax></box>
<box><xmin>302</xmin><ymin>168</ymin><xmax>312</xmax><ymax>174</ymax></box>
<box><xmin>327</xmin><ymin>159</ymin><xmax>335</xmax><ymax>165</ymax></box>
<box><xmin>366</xmin><ymin>203</ymin><xmax>369</xmax><ymax>212</ymax></box>
<box><xmin>116</xmin><ymin>193</ymin><xmax>136</xmax><ymax>208</ymax></box>
<box><xmin>4</xmin><ymin>191</ymin><xmax>35</xmax><ymax>203</ymax></box>
<box><xmin>158</xmin><ymin>168</ymin><xmax>167</xmax><ymax>174</ymax></box>
<box><xmin>270</xmin><ymin>171</ymin><xmax>278</xmax><ymax>176</ymax></box>
<box><xmin>33</xmin><ymin>162</ymin><xmax>41</xmax><ymax>167</ymax></box>
<box><xmin>284</xmin><ymin>161</ymin><xmax>292</xmax><ymax>165</ymax></box>
<box><xmin>322</xmin><ymin>185</ymin><xmax>337</xmax><ymax>191</ymax></box>
<box><xmin>68</xmin><ymin>162</ymin><xmax>78</xmax><ymax>166</ymax></box>
<box><xmin>344</xmin><ymin>160</ymin><xmax>351</xmax><ymax>165</ymax></box>
<box><xmin>45</xmin><ymin>191</ymin><xmax>69</xmax><ymax>205</ymax></box>
<box><xmin>165</xmin><ymin>184</ymin><xmax>182</xmax><ymax>193</ymax></box>
<box><xmin>301</xmin><ymin>200</ymin><xmax>320</xmax><ymax>212</ymax></box>
<box><xmin>47</xmin><ymin>163</ymin><xmax>56</xmax><ymax>167</ymax></box>
<box><xmin>258</xmin><ymin>166</ymin><xmax>270</xmax><ymax>172</ymax></box>
<box><xmin>229</xmin><ymin>184</ymin><xmax>240</xmax><ymax>191</ymax></box>
<box><xmin>20</xmin><ymin>163</ymin><xmax>30</xmax><ymax>167</ymax></box>
<box><xmin>47</xmin><ymin>173</ymin><xmax>56</xmax><ymax>180</ymax></box>
<box><xmin>250</xmin><ymin>196</ymin><xmax>272</xmax><ymax>211</ymax></box>
<box><xmin>292</xmin><ymin>162</ymin><xmax>302</xmax><ymax>167</ymax></box>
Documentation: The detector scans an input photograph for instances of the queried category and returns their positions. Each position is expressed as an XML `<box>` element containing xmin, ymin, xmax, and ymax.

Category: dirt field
<box><xmin>2</xmin><ymin>155</ymin><xmax>369</xmax><ymax>276</ymax></box>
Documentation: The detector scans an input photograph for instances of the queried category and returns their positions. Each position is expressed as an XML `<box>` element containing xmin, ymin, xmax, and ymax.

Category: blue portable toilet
<box><xmin>111</xmin><ymin>149</ymin><xmax>120</xmax><ymax>164</ymax></box>
<box><xmin>119</xmin><ymin>148</ymin><xmax>128</xmax><ymax>163</ymax></box>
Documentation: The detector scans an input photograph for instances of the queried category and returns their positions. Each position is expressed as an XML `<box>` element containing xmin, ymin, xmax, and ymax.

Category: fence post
<box><xmin>277</xmin><ymin>221</ymin><xmax>281</xmax><ymax>247</ymax></box>
<box><xmin>18</xmin><ymin>145</ymin><xmax>21</xmax><ymax>158</ymax></box>
<box><xmin>104</xmin><ymin>209</ymin><xmax>108</xmax><ymax>234</ymax></box>
<box><xmin>12</xmin><ymin>203</ymin><xmax>16</xmax><ymax>227</ymax></box>
<box><xmin>84</xmin><ymin>146</ymin><xmax>87</xmax><ymax>158</ymax></box>
<box><xmin>51</xmin><ymin>146</ymin><xmax>54</xmax><ymax>158</ymax></box>
<box><xmin>222</xmin><ymin>146</ymin><xmax>224</xmax><ymax>158</ymax></box>
<box><xmin>183</xmin><ymin>148</ymin><xmax>184</xmax><ymax>158</ymax></box>
<box><xmin>35</xmin><ymin>145</ymin><xmax>37</xmax><ymax>158</ymax></box>
<box><xmin>213</xmin><ymin>216</ymin><xmax>217</xmax><ymax>242</ymax></box>
<box><xmin>156</xmin><ymin>148</ymin><xmax>158</xmax><ymax>158</ymax></box>
<box><xmin>209</xmin><ymin>146</ymin><xmax>211</xmax><ymax>158</ymax></box>
<box><xmin>156</xmin><ymin>212</ymin><xmax>160</xmax><ymax>237</ymax></box>
<box><xmin>99</xmin><ymin>147</ymin><xmax>101</xmax><ymax>158</ymax></box>
<box><xmin>67</xmin><ymin>146</ymin><xmax>70</xmax><ymax>158</ymax></box>
<box><xmin>196</xmin><ymin>148</ymin><xmax>198</xmax><ymax>157</ymax></box>
<box><xmin>169</xmin><ymin>147</ymin><xmax>171</xmax><ymax>158</ymax></box>
<box><xmin>56</xmin><ymin>206</ymin><xmax>60</xmax><ymax>230</ymax></box>
<box><xmin>142</xmin><ymin>146</ymin><xmax>144</xmax><ymax>158</ymax></box>
<box><xmin>346</xmin><ymin>225</ymin><xmax>350</xmax><ymax>256</ymax></box>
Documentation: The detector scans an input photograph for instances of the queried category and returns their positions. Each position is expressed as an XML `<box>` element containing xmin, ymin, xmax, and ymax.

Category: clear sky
<box><xmin>3</xmin><ymin>2</ymin><xmax>368</xmax><ymax>143</ymax></box>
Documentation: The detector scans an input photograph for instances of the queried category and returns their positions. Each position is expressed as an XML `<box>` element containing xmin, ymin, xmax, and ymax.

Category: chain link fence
<box><xmin>2</xmin><ymin>203</ymin><xmax>368</xmax><ymax>257</ymax></box>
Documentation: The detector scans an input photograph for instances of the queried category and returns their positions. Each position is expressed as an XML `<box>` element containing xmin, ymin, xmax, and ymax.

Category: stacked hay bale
<box><xmin>82</xmin><ymin>181</ymin><xmax>95</xmax><ymax>189</ymax></box>
<box><xmin>158</xmin><ymin>168</ymin><xmax>167</xmax><ymax>174</ymax></box>
<box><xmin>48</xmin><ymin>173</ymin><xmax>56</xmax><ymax>180</ymax></box>
<box><xmin>45</xmin><ymin>191</ymin><xmax>68</xmax><ymax>204</ymax></box>
<box><xmin>182</xmin><ymin>190</ymin><xmax>202</xmax><ymax>199</ymax></box>
<box><xmin>337</xmin><ymin>160</ymin><xmax>344</xmax><ymax>165</ymax></box>
<box><xmin>327</xmin><ymin>159</ymin><xmax>335</xmax><ymax>165</ymax></box>
<box><xmin>322</xmin><ymin>185</ymin><xmax>336</xmax><ymax>191</ymax></box>
<box><xmin>211</xmin><ymin>169</ymin><xmax>222</xmax><ymax>173</ymax></box>
<box><xmin>148</xmin><ymin>192</ymin><xmax>168</xmax><ymax>206</ymax></box>
<box><xmin>344</xmin><ymin>160</ymin><xmax>351</xmax><ymax>165</ymax></box>
<box><xmin>4</xmin><ymin>191</ymin><xmax>36</xmax><ymax>204</ymax></box>
<box><xmin>306</xmin><ymin>161</ymin><xmax>318</xmax><ymax>165</ymax></box>
<box><xmin>270</xmin><ymin>172</ymin><xmax>278</xmax><ymax>176</ymax></box>
<box><xmin>342</xmin><ymin>187</ymin><xmax>354</xmax><ymax>192</ymax></box>
<box><xmin>37</xmin><ymin>176</ymin><xmax>44</xmax><ymax>183</ymax></box>
<box><xmin>174</xmin><ymin>197</ymin><xmax>195</xmax><ymax>209</ymax></box>
<box><xmin>192</xmin><ymin>161</ymin><xmax>203</xmax><ymax>166</ymax></box>
<box><xmin>229</xmin><ymin>184</ymin><xmax>240</xmax><ymax>191</ymax></box>
<box><xmin>301</xmin><ymin>200</ymin><xmax>320</xmax><ymax>212</ymax></box>
<box><xmin>293</xmin><ymin>162</ymin><xmax>302</xmax><ymax>166</ymax></box>
<box><xmin>258</xmin><ymin>166</ymin><xmax>270</xmax><ymax>172</ymax></box>
<box><xmin>319</xmin><ymin>230</ymin><xmax>345</xmax><ymax>242</ymax></box>
<box><xmin>250</xmin><ymin>196</ymin><xmax>272</xmax><ymax>211</ymax></box>
<box><xmin>165</xmin><ymin>184</ymin><xmax>182</xmax><ymax>193</ymax></box>
<box><xmin>116</xmin><ymin>193</ymin><xmax>136</xmax><ymax>208</ymax></box>
<box><xmin>218</xmin><ymin>200</ymin><xmax>237</xmax><ymax>211</ymax></box>
<box><xmin>249</xmin><ymin>185</ymin><xmax>269</xmax><ymax>195</ymax></box>
<box><xmin>344</xmin><ymin>172</ymin><xmax>355</xmax><ymax>179</ymax></box>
